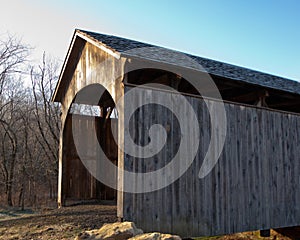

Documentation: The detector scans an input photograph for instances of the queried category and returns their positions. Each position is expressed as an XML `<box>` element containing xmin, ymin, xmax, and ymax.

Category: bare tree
<box><xmin>0</xmin><ymin>33</ymin><xmax>29</xmax><ymax>95</ymax></box>
<box><xmin>0</xmin><ymin>118</ymin><xmax>18</xmax><ymax>206</ymax></box>
<box><xmin>0</xmin><ymin>34</ymin><xmax>60</xmax><ymax>207</ymax></box>
<box><xmin>0</xmin><ymin>34</ymin><xmax>29</xmax><ymax>206</ymax></box>
<box><xmin>30</xmin><ymin>53</ymin><xmax>60</xmax><ymax>201</ymax></box>
<box><xmin>0</xmin><ymin>80</ymin><xmax>28</xmax><ymax>206</ymax></box>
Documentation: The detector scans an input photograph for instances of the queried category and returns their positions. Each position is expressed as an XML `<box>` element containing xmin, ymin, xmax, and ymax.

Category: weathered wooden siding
<box><xmin>123</xmin><ymin>86</ymin><xmax>300</xmax><ymax>237</ymax></box>
<box><xmin>64</xmin><ymin>114</ymin><xmax>118</xmax><ymax>200</ymax></box>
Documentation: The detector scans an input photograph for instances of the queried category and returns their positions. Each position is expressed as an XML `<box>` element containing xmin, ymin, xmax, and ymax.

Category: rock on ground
<box><xmin>75</xmin><ymin>221</ymin><xmax>143</xmax><ymax>240</ymax></box>
<box><xmin>129</xmin><ymin>232</ymin><xmax>181</xmax><ymax>240</ymax></box>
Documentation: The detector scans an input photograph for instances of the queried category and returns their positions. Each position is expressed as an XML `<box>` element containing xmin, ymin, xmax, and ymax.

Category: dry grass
<box><xmin>194</xmin><ymin>230</ymin><xmax>291</xmax><ymax>240</ymax></box>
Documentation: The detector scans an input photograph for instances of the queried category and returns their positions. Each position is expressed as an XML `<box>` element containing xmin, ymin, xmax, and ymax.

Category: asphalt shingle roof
<box><xmin>78</xmin><ymin>29</ymin><xmax>300</xmax><ymax>95</ymax></box>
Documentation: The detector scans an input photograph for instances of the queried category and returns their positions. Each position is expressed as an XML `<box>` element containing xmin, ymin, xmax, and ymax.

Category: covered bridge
<box><xmin>52</xmin><ymin>29</ymin><xmax>300</xmax><ymax>238</ymax></box>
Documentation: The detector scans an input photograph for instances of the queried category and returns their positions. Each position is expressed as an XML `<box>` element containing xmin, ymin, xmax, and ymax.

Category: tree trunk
<box><xmin>7</xmin><ymin>181</ymin><xmax>13</xmax><ymax>206</ymax></box>
<box><xmin>18</xmin><ymin>182</ymin><xmax>25</xmax><ymax>210</ymax></box>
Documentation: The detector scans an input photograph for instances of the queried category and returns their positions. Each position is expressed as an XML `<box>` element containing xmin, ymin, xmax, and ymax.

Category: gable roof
<box><xmin>52</xmin><ymin>29</ymin><xmax>300</xmax><ymax>102</ymax></box>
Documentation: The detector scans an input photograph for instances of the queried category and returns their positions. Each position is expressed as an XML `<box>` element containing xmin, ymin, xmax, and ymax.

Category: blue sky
<box><xmin>1</xmin><ymin>0</ymin><xmax>300</xmax><ymax>80</ymax></box>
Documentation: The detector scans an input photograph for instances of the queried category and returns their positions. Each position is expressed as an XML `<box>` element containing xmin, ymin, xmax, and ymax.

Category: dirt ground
<box><xmin>0</xmin><ymin>202</ymin><xmax>117</xmax><ymax>240</ymax></box>
<box><xmin>0</xmin><ymin>203</ymin><xmax>292</xmax><ymax>240</ymax></box>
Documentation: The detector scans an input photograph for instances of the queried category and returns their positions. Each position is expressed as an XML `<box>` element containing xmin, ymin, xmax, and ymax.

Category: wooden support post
<box><xmin>57</xmin><ymin>115</ymin><xmax>66</xmax><ymax>208</ymax></box>
<box><xmin>117</xmin><ymin>97</ymin><xmax>124</xmax><ymax>220</ymax></box>
<box><xmin>170</xmin><ymin>74</ymin><xmax>181</xmax><ymax>90</ymax></box>
<box><xmin>260</xmin><ymin>229</ymin><xmax>270</xmax><ymax>237</ymax></box>
<box><xmin>255</xmin><ymin>90</ymin><xmax>269</xmax><ymax>107</ymax></box>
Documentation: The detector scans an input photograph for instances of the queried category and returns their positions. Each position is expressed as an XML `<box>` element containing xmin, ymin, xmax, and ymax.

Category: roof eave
<box><xmin>51</xmin><ymin>30</ymin><xmax>77</xmax><ymax>102</ymax></box>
